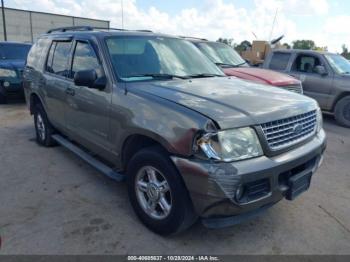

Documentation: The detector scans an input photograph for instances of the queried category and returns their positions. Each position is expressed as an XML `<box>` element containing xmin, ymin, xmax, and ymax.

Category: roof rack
<box><xmin>179</xmin><ymin>36</ymin><xmax>208</xmax><ymax>41</ymax></box>
<box><xmin>47</xmin><ymin>26</ymin><xmax>153</xmax><ymax>34</ymax></box>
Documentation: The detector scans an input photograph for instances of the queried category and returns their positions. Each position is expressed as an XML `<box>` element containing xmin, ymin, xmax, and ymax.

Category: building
<box><xmin>0</xmin><ymin>7</ymin><xmax>110</xmax><ymax>43</ymax></box>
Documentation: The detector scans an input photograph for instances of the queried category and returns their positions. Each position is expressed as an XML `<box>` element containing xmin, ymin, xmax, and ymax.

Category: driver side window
<box><xmin>293</xmin><ymin>55</ymin><xmax>321</xmax><ymax>74</ymax></box>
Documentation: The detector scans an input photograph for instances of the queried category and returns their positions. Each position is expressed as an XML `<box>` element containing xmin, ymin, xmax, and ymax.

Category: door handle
<box><xmin>65</xmin><ymin>88</ymin><xmax>75</xmax><ymax>96</ymax></box>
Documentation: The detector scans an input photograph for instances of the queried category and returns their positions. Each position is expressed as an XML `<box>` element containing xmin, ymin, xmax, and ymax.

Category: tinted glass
<box><xmin>293</xmin><ymin>55</ymin><xmax>321</xmax><ymax>73</ymax></box>
<box><xmin>196</xmin><ymin>42</ymin><xmax>247</xmax><ymax>67</ymax></box>
<box><xmin>105</xmin><ymin>36</ymin><xmax>224</xmax><ymax>81</ymax></box>
<box><xmin>269</xmin><ymin>52</ymin><xmax>291</xmax><ymax>70</ymax></box>
<box><xmin>0</xmin><ymin>44</ymin><xmax>31</xmax><ymax>60</ymax></box>
<box><xmin>71</xmin><ymin>42</ymin><xmax>100</xmax><ymax>78</ymax></box>
<box><xmin>49</xmin><ymin>41</ymin><xmax>72</xmax><ymax>77</ymax></box>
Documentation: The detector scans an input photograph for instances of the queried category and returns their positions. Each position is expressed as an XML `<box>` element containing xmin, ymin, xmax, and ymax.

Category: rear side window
<box><xmin>269</xmin><ymin>52</ymin><xmax>291</xmax><ymax>70</ymax></box>
<box><xmin>46</xmin><ymin>41</ymin><xmax>72</xmax><ymax>77</ymax></box>
<box><xmin>27</xmin><ymin>39</ymin><xmax>50</xmax><ymax>70</ymax></box>
<box><xmin>70</xmin><ymin>41</ymin><xmax>100</xmax><ymax>78</ymax></box>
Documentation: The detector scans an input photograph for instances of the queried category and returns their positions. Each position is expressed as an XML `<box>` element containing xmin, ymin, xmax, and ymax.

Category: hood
<box><xmin>127</xmin><ymin>77</ymin><xmax>317</xmax><ymax>129</ymax></box>
<box><xmin>0</xmin><ymin>60</ymin><xmax>25</xmax><ymax>70</ymax></box>
<box><xmin>223</xmin><ymin>67</ymin><xmax>299</xmax><ymax>86</ymax></box>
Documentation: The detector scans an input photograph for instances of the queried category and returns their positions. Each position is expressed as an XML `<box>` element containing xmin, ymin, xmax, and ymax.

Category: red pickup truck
<box><xmin>186</xmin><ymin>38</ymin><xmax>303</xmax><ymax>94</ymax></box>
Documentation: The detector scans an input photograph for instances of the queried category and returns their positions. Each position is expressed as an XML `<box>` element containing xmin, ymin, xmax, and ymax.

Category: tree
<box><xmin>341</xmin><ymin>45</ymin><xmax>350</xmax><ymax>59</ymax></box>
<box><xmin>292</xmin><ymin>40</ymin><xmax>328</xmax><ymax>51</ymax></box>
<box><xmin>234</xmin><ymin>40</ymin><xmax>252</xmax><ymax>53</ymax></box>
<box><xmin>292</xmin><ymin>40</ymin><xmax>316</xmax><ymax>50</ymax></box>
<box><xmin>282</xmin><ymin>43</ymin><xmax>291</xmax><ymax>49</ymax></box>
<box><xmin>216</xmin><ymin>38</ymin><xmax>234</xmax><ymax>47</ymax></box>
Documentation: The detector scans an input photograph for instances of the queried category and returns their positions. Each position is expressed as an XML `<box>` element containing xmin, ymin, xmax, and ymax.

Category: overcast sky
<box><xmin>5</xmin><ymin>0</ymin><xmax>350</xmax><ymax>52</ymax></box>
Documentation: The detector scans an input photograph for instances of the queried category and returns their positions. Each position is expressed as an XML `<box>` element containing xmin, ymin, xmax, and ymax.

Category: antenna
<box><xmin>252</xmin><ymin>32</ymin><xmax>258</xmax><ymax>39</ymax></box>
<box><xmin>269</xmin><ymin>8</ymin><xmax>278</xmax><ymax>41</ymax></box>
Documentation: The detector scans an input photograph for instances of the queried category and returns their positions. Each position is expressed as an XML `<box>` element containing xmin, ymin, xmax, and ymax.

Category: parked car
<box><xmin>0</xmin><ymin>41</ymin><xmax>32</xmax><ymax>103</ymax></box>
<box><xmin>264</xmin><ymin>49</ymin><xmax>350</xmax><ymax>127</ymax></box>
<box><xmin>185</xmin><ymin>38</ymin><xmax>303</xmax><ymax>94</ymax></box>
<box><xmin>24</xmin><ymin>27</ymin><xmax>326</xmax><ymax>235</ymax></box>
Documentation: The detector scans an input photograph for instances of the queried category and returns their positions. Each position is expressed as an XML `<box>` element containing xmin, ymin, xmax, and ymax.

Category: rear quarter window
<box><xmin>269</xmin><ymin>52</ymin><xmax>291</xmax><ymax>70</ymax></box>
<box><xmin>27</xmin><ymin>38</ymin><xmax>51</xmax><ymax>70</ymax></box>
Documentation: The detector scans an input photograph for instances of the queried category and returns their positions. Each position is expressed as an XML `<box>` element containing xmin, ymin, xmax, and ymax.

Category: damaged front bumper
<box><xmin>171</xmin><ymin>130</ymin><xmax>326</xmax><ymax>228</ymax></box>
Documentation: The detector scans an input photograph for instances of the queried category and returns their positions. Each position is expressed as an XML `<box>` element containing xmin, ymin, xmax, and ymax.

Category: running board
<box><xmin>51</xmin><ymin>134</ymin><xmax>125</xmax><ymax>182</ymax></box>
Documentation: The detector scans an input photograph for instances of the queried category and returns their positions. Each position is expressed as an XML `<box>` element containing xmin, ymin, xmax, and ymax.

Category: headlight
<box><xmin>316</xmin><ymin>107</ymin><xmax>323</xmax><ymax>133</ymax></box>
<box><xmin>196</xmin><ymin>127</ymin><xmax>263</xmax><ymax>162</ymax></box>
<box><xmin>0</xmin><ymin>68</ymin><xmax>17</xmax><ymax>78</ymax></box>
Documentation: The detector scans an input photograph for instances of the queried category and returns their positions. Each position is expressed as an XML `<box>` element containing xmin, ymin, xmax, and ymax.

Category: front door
<box><xmin>289</xmin><ymin>53</ymin><xmax>333</xmax><ymax>109</ymax></box>
<box><xmin>65</xmin><ymin>39</ymin><xmax>112</xmax><ymax>154</ymax></box>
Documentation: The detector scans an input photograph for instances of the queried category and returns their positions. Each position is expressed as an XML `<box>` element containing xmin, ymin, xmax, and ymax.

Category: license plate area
<box><xmin>285</xmin><ymin>171</ymin><xmax>313</xmax><ymax>201</ymax></box>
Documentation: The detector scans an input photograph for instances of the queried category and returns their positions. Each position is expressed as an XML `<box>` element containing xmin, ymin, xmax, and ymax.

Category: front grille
<box><xmin>283</xmin><ymin>84</ymin><xmax>303</xmax><ymax>94</ymax></box>
<box><xmin>261</xmin><ymin>110</ymin><xmax>317</xmax><ymax>151</ymax></box>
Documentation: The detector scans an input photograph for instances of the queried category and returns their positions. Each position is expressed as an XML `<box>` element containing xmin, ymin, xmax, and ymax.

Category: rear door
<box><xmin>43</xmin><ymin>39</ymin><xmax>73</xmax><ymax>130</ymax></box>
<box><xmin>288</xmin><ymin>53</ymin><xmax>333</xmax><ymax>109</ymax></box>
<box><xmin>65</xmin><ymin>37</ymin><xmax>112</xmax><ymax>154</ymax></box>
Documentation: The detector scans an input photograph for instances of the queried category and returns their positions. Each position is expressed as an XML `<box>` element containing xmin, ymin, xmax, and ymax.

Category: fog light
<box><xmin>3</xmin><ymin>81</ymin><xmax>10</xmax><ymax>87</ymax></box>
<box><xmin>235</xmin><ymin>185</ymin><xmax>244</xmax><ymax>201</ymax></box>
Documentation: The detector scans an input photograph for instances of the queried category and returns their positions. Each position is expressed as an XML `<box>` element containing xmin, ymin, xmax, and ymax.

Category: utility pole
<box><xmin>1</xmin><ymin>0</ymin><xmax>7</xmax><ymax>41</ymax></box>
<box><xmin>121</xmin><ymin>0</ymin><xmax>124</xmax><ymax>29</ymax></box>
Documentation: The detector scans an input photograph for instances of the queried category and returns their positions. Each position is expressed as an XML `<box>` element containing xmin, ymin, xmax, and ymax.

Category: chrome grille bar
<box><xmin>261</xmin><ymin>110</ymin><xmax>317</xmax><ymax>150</ymax></box>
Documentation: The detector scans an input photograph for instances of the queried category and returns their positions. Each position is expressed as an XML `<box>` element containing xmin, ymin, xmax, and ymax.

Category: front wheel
<box><xmin>335</xmin><ymin>96</ymin><xmax>350</xmax><ymax>128</ymax></box>
<box><xmin>127</xmin><ymin>146</ymin><xmax>197</xmax><ymax>235</ymax></box>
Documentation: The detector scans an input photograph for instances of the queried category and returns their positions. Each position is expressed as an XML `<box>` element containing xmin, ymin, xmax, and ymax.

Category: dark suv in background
<box><xmin>264</xmin><ymin>49</ymin><xmax>350</xmax><ymax>127</ymax></box>
<box><xmin>24</xmin><ymin>27</ymin><xmax>326</xmax><ymax>235</ymax></box>
<box><xmin>185</xmin><ymin>38</ymin><xmax>303</xmax><ymax>94</ymax></box>
<box><xmin>0</xmin><ymin>42</ymin><xmax>32</xmax><ymax>103</ymax></box>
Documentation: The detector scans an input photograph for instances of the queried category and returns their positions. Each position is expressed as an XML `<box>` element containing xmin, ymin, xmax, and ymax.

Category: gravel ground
<box><xmin>0</xmin><ymin>103</ymin><xmax>349</xmax><ymax>255</ymax></box>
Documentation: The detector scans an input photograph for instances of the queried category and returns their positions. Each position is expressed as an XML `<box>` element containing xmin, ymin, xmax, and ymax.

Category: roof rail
<box><xmin>47</xmin><ymin>26</ymin><xmax>153</xmax><ymax>34</ymax></box>
<box><xmin>179</xmin><ymin>36</ymin><xmax>208</xmax><ymax>41</ymax></box>
<box><xmin>47</xmin><ymin>26</ymin><xmax>94</xmax><ymax>33</ymax></box>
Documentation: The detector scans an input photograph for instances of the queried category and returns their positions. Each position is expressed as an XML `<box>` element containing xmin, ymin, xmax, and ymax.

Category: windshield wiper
<box><xmin>215</xmin><ymin>62</ymin><xmax>246</xmax><ymax>68</ymax></box>
<box><xmin>186</xmin><ymin>73</ymin><xmax>224</xmax><ymax>78</ymax></box>
<box><xmin>124</xmin><ymin>73</ymin><xmax>189</xmax><ymax>80</ymax></box>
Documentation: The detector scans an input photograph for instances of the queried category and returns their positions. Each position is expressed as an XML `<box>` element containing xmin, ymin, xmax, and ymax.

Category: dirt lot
<box><xmin>0</xmin><ymin>103</ymin><xmax>349</xmax><ymax>255</ymax></box>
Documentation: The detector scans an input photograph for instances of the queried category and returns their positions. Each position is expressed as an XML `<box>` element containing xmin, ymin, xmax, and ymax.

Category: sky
<box><xmin>4</xmin><ymin>0</ymin><xmax>350</xmax><ymax>52</ymax></box>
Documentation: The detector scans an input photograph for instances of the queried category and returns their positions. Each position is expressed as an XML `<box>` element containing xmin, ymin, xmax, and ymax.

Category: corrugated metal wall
<box><xmin>0</xmin><ymin>8</ymin><xmax>110</xmax><ymax>43</ymax></box>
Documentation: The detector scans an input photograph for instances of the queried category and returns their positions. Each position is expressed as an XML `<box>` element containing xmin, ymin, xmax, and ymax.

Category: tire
<box><xmin>334</xmin><ymin>96</ymin><xmax>350</xmax><ymax>128</ymax></box>
<box><xmin>34</xmin><ymin>104</ymin><xmax>56</xmax><ymax>146</ymax></box>
<box><xmin>127</xmin><ymin>146</ymin><xmax>197</xmax><ymax>235</ymax></box>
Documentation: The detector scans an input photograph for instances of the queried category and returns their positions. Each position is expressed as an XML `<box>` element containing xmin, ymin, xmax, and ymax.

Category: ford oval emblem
<box><xmin>293</xmin><ymin>124</ymin><xmax>303</xmax><ymax>135</ymax></box>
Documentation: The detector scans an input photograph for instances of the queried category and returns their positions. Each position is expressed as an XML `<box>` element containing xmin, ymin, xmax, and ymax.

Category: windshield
<box><xmin>325</xmin><ymin>54</ymin><xmax>350</xmax><ymax>75</ymax></box>
<box><xmin>0</xmin><ymin>44</ymin><xmax>31</xmax><ymax>60</ymax></box>
<box><xmin>105</xmin><ymin>36</ymin><xmax>224</xmax><ymax>81</ymax></box>
<box><xmin>196</xmin><ymin>42</ymin><xmax>248</xmax><ymax>68</ymax></box>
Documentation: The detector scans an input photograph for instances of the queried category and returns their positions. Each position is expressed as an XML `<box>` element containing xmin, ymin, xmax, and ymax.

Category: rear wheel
<box><xmin>34</xmin><ymin>104</ymin><xmax>56</xmax><ymax>146</ymax></box>
<box><xmin>127</xmin><ymin>146</ymin><xmax>197</xmax><ymax>235</ymax></box>
<box><xmin>335</xmin><ymin>96</ymin><xmax>350</xmax><ymax>127</ymax></box>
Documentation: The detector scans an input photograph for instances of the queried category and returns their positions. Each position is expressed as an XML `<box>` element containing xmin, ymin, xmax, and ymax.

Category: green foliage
<box><xmin>216</xmin><ymin>38</ymin><xmax>234</xmax><ymax>47</ymax></box>
<box><xmin>235</xmin><ymin>40</ymin><xmax>252</xmax><ymax>52</ymax></box>
<box><xmin>292</xmin><ymin>40</ymin><xmax>327</xmax><ymax>51</ymax></box>
<box><xmin>341</xmin><ymin>45</ymin><xmax>350</xmax><ymax>59</ymax></box>
<box><xmin>292</xmin><ymin>40</ymin><xmax>316</xmax><ymax>50</ymax></box>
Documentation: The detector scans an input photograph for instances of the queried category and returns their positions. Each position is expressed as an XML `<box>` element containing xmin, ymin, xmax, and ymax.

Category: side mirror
<box><xmin>315</xmin><ymin>65</ymin><xmax>327</xmax><ymax>76</ymax></box>
<box><xmin>74</xmin><ymin>69</ymin><xmax>106</xmax><ymax>90</ymax></box>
